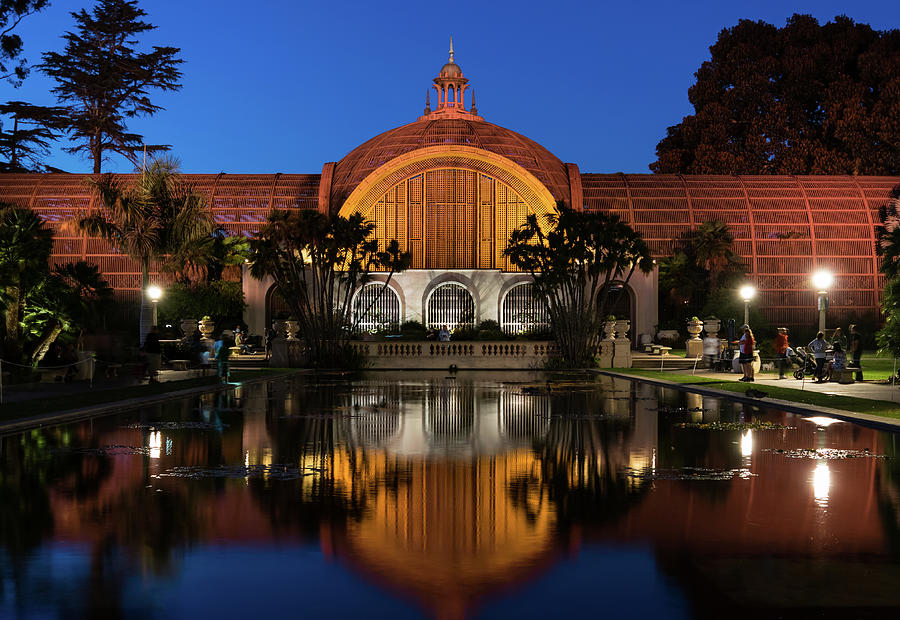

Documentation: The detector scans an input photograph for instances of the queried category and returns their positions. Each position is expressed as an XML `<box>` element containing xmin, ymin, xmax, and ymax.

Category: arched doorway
<box><xmin>426</xmin><ymin>282</ymin><xmax>475</xmax><ymax>330</ymax></box>
<box><xmin>500</xmin><ymin>282</ymin><xmax>549</xmax><ymax>334</ymax></box>
<box><xmin>353</xmin><ymin>283</ymin><xmax>402</xmax><ymax>333</ymax></box>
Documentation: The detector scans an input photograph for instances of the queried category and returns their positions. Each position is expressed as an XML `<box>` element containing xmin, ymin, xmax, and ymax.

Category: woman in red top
<box><xmin>739</xmin><ymin>325</ymin><xmax>756</xmax><ymax>382</ymax></box>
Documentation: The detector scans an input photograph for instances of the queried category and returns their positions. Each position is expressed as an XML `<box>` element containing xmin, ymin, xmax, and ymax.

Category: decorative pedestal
<box><xmin>686</xmin><ymin>320</ymin><xmax>703</xmax><ymax>358</ymax></box>
<box><xmin>598</xmin><ymin>339</ymin><xmax>615</xmax><ymax>368</ymax></box>
<box><xmin>612</xmin><ymin>339</ymin><xmax>632</xmax><ymax>368</ymax></box>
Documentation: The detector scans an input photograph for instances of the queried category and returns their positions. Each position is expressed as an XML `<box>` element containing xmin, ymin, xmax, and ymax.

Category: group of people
<box><xmin>774</xmin><ymin>324</ymin><xmax>863</xmax><ymax>383</ymax></box>
<box><xmin>709</xmin><ymin>323</ymin><xmax>863</xmax><ymax>384</ymax></box>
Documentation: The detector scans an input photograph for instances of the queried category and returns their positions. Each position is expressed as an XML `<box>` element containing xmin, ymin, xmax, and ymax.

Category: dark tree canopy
<box><xmin>0</xmin><ymin>101</ymin><xmax>69</xmax><ymax>171</ymax></box>
<box><xmin>0</xmin><ymin>0</ymin><xmax>48</xmax><ymax>86</ymax></box>
<box><xmin>38</xmin><ymin>0</ymin><xmax>182</xmax><ymax>173</ymax></box>
<box><xmin>651</xmin><ymin>14</ymin><xmax>900</xmax><ymax>175</ymax></box>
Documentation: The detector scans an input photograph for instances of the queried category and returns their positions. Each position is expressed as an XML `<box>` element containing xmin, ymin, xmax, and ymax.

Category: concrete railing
<box><xmin>272</xmin><ymin>338</ymin><xmax>632</xmax><ymax>369</ymax></box>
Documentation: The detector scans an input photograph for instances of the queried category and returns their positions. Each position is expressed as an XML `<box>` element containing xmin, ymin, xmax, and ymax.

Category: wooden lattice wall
<box><xmin>363</xmin><ymin>168</ymin><xmax>531</xmax><ymax>270</ymax></box>
<box><xmin>0</xmin><ymin>173</ymin><xmax>320</xmax><ymax>303</ymax></box>
<box><xmin>581</xmin><ymin>174</ymin><xmax>900</xmax><ymax>329</ymax></box>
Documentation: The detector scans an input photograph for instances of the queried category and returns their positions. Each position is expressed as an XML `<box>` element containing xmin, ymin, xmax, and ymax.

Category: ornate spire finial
<box><xmin>424</xmin><ymin>90</ymin><xmax>431</xmax><ymax>114</ymax></box>
<box><xmin>470</xmin><ymin>89</ymin><xmax>477</xmax><ymax>115</ymax></box>
<box><xmin>449</xmin><ymin>35</ymin><xmax>454</xmax><ymax>63</ymax></box>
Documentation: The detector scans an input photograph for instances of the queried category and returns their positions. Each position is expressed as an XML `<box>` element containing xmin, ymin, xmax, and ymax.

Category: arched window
<box><xmin>601</xmin><ymin>282</ymin><xmax>632</xmax><ymax>324</ymax></box>
<box><xmin>501</xmin><ymin>282</ymin><xmax>549</xmax><ymax>334</ymax></box>
<box><xmin>353</xmin><ymin>283</ymin><xmax>401</xmax><ymax>332</ymax></box>
<box><xmin>426</xmin><ymin>282</ymin><xmax>475</xmax><ymax>330</ymax></box>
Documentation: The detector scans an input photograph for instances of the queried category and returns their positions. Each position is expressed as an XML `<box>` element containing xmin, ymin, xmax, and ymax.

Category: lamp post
<box><xmin>739</xmin><ymin>284</ymin><xmax>756</xmax><ymax>326</ymax></box>
<box><xmin>811</xmin><ymin>270</ymin><xmax>833</xmax><ymax>333</ymax></box>
<box><xmin>147</xmin><ymin>285</ymin><xmax>162</xmax><ymax>328</ymax></box>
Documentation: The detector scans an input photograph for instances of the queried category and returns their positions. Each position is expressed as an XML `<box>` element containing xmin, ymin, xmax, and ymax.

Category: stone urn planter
<box><xmin>686</xmin><ymin>319</ymin><xmax>703</xmax><ymax>340</ymax></box>
<box><xmin>602</xmin><ymin>320</ymin><xmax>616</xmax><ymax>340</ymax></box>
<box><xmin>180</xmin><ymin>318</ymin><xmax>198</xmax><ymax>340</ymax></box>
<box><xmin>614</xmin><ymin>319</ymin><xmax>631</xmax><ymax>341</ymax></box>
<box><xmin>198</xmin><ymin>317</ymin><xmax>215</xmax><ymax>340</ymax></box>
<box><xmin>703</xmin><ymin>318</ymin><xmax>721</xmax><ymax>339</ymax></box>
<box><xmin>284</xmin><ymin>320</ymin><xmax>300</xmax><ymax>341</ymax></box>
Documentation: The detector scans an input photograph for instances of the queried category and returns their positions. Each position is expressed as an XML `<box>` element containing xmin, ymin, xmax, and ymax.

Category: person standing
<box><xmin>702</xmin><ymin>331</ymin><xmax>720</xmax><ymax>370</ymax></box>
<box><xmin>738</xmin><ymin>325</ymin><xmax>756</xmax><ymax>382</ymax></box>
<box><xmin>143</xmin><ymin>325</ymin><xmax>162</xmax><ymax>383</ymax></box>
<box><xmin>774</xmin><ymin>327</ymin><xmax>790</xmax><ymax>379</ymax></box>
<box><xmin>807</xmin><ymin>331</ymin><xmax>829</xmax><ymax>383</ymax></box>
<box><xmin>438</xmin><ymin>325</ymin><xmax>451</xmax><ymax>342</ymax></box>
<box><xmin>849</xmin><ymin>324</ymin><xmax>864</xmax><ymax>381</ymax></box>
<box><xmin>830</xmin><ymin>327</ymin><xmax>848</xmax><ymax>351</ymax></box>
<box><xmin>216</xmin><ymin>329</ymin><xmax>235</xmax><ymax>383</ymax></box>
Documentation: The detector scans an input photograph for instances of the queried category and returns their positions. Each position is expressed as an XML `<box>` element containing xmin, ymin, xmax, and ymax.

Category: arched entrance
<box><xmin>500</xmin><ymin>282</ymin><xmax>549</xmax><ymax>334</ymax></box>
<box><xmin>426</xmin><ymin>282</ymin><xmax>475</xmax><ymax>330</ymax></box>
<box><xmin>353</xmin><ymin>283</ymin><xmax>402</xmax><ymax>332</ymax></box>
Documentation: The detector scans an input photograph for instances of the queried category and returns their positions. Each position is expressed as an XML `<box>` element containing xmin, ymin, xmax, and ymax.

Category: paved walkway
<box><xmin>655</xmin><ymin>367</ymin><xmax>900</xmax><ymax>403</ymax></box>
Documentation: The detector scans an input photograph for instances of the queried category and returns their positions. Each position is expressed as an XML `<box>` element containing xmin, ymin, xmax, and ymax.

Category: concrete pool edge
<box><xmin>0</xmin><ymin>369</ymin><xmax>308</xmax><ymax>435</ymax></box>
<box><xmin>596</xmin><ymin>369</ymin><xmax>900</xmax><ymax>431</ymax></box>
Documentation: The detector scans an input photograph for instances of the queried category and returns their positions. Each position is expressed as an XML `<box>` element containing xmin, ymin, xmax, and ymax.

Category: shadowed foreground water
<box><xmin>1</xmin><ymin>371</ymin><xmax>899</xmax><ymax>619</ymax></box>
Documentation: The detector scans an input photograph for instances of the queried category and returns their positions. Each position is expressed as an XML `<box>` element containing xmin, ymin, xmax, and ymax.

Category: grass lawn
<box><xmin>659</xmin><ymin>349</ymin><xmax>899</xmax><ymax>380</ymax></box>
<box><xmin>615</xmin><ymin>368</ymin><xmax>900</xmax><ymax>419</ymax></box>
<box><xmin>0</xmin><ymin>369</ymin><xmax>293</xmax><ymax>423</ymax></box>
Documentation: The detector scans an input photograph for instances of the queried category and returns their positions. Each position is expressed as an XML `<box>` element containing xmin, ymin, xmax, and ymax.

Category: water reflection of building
<box><xmin>12</xmin><ymin>377</ymin><xmax>900</xmax><ymax>618</ymax></box>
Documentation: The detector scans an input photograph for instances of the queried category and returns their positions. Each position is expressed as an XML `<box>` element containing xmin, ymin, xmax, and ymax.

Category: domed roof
<box><xmin>330</xmin><ymin>118</ymin><xmax>571</xmax><ymax>208</ymax></box>
<box><xmin>440</xmin><ymin>61</ymin><xmax>462</xmax><ymax>78</ymax></box>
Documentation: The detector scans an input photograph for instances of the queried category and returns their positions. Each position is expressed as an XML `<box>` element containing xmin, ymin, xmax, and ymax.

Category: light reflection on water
<box><xmin>1</xmin><ymin>371</ymin><xmax>899</xmax><ymax>619</ymax></box>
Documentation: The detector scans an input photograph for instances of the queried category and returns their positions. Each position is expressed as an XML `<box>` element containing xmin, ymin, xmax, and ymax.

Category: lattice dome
<box><xmin>330</xmin><ymin>118</ymin><xmax>571</xmax><ymax>209</ymax></box>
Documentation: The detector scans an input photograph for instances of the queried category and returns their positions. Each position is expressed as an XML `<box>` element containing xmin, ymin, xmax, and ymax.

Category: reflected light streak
<box><xmin>148</xmin><ymin>430</ymin><xmax>162</xmax><ymax>459</ymax></box>
<box><xmin>804</xmin><ymin>416</ymin><xmax>843</xmax><ymax>428</ymax></box>
<box><xmin>740</xmin><ymin>430</ymin><xmax>753</xmax><ymax>457</ymax></box>
<box><xmin>813</xmin><ymin>460</ymin><xmax>830</xmax><ymax>506</ymax></box>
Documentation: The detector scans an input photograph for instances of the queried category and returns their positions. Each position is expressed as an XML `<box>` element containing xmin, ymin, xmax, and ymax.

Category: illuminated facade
<box><xmin>0</xmin><ymin>44</ymin><xmax>897</xmax><ymax>335</ymax></box>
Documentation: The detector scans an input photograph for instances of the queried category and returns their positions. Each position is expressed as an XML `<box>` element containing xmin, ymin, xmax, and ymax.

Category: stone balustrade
<box><xmin>272</xmin><ymin>339</ymin><xmax>631</xmax><ymax>369</ymax></box>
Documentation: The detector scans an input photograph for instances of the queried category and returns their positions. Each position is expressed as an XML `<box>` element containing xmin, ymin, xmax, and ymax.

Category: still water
<box><xmin>1</xmin><ymin>372</ymin><xmax>899</xmax><ymax>619</ymax></box>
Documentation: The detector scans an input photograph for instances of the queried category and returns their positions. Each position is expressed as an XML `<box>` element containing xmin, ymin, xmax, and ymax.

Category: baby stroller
<box><xmin>791</xmin><ymin>346</ymin><xmax>818</xmax><ymax>380</ymax></box>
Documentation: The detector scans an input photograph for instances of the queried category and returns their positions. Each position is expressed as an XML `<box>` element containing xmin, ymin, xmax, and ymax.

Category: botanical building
<box><xmin>0</xmin><ymin>46</ymin><xmax>897</xmax><ymax>338</ymax></box>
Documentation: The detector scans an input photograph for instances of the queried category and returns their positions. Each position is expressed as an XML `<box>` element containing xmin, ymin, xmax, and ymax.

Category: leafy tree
<box><xmin>0</xmin><ymin>0</ymin><xmax>49</xmax><ymax>86</ymax></box>
<box><xmin>157</xmin><ymin>280</ymin><xmax>245</xmax><ymax>332</ymax></box>
<box><xmin>0</xmin><ymin>101</ymin><xmax>69</xmax><ymax>171</ymax></box>
<box><xmin>250</xmin><ymin>209</ymin><xmax>410</xmax><ymax>368</ymax></box>
<box><xmin>80</xmin><ymin>156</ymin><xmax>215</xmax><ymax>343</ymax></box>
<box><xmin>651</xmin><ymin>14</ymin><xmax>900</xmax><ymax>175</ymax></box>
<box><xmin>39</xmin><ymin>0</ymin><xmax>182</xmax><ymax>172</ymax></box>
<box><xmin>504</xmin><ymin>204</ymin><xmax>653</xmax><ymax>368</ymax></box>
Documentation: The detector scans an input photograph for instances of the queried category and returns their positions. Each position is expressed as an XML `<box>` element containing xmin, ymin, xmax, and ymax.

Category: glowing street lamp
<box><xmin>811</xmin><ymin>270</ymin><xmax>833</xmax><ymax>333</ymax></box>
<box><xmin>147</xmin><ymin>285</ymin><xmax>163</xmax><ymax>327</ymax></box>
<box><xmin>739</xmin><ymin>284</ymin><xmax>756</xmax><ymax>326</ymax></box>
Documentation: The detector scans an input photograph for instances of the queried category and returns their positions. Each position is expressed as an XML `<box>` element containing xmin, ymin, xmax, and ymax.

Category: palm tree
<box><xmin>0</xmin><ymin>205</ymin><xmax>54</xmax><ymax>362</ymax></box>
<box><xmin>692</xmin><ymin>220</ymin><xmax>743</xmax><ymax>289</ymax></box>
<box><xmin>80</xmin><ymin>156</ymin><xmax>215</xmax><ymax>343</ymax></box>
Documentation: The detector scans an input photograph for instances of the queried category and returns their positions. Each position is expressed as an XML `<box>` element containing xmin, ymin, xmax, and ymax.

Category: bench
<box><xmin>650</xmin><ymin>345</ymin><xmax>672</xmax><ymax>356</ymax></box>
<box><xmin>831</xmin><ymin>368</ymin><xmax>855</xmax><ymax>384</ymax></box>
<box><xmin>169</xmin><ymin>359</ymin><xmax>191</xmax><ymax>371</ymax></box>
<box><xmin>38</xmin><ymin>368</ymin><xmax>67</xmax><ymax>383</ymax></box>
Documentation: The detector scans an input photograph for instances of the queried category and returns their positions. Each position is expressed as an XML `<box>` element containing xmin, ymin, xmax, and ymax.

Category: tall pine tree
<box><xmin>38</xmin><ymin>0</ymin><xmax>182</xmax><ymax>173</ymax></box>
<box><xmin>0</xmin><ymin>101</ymin><xmax>69</xmax><ymax>171</ymax></box>
<box><xmin>0</xmin><ymin>0</ymin><xmax>49</xmax><ymax>86</ymax></box>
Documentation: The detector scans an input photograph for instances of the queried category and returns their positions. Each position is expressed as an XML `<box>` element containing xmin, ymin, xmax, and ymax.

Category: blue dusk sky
<box><xmin>6</xmin><ymin>0</ymin><xmax>897</xmax><ymax>174</ymax></box>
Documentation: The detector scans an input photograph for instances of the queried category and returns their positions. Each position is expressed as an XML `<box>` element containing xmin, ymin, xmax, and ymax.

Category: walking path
<box><xmin>687</xmin><ymin>368</ymin><xmax>900</xmax><ymax>403</ymax></box>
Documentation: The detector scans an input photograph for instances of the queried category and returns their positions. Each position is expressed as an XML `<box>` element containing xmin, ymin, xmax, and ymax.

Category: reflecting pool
<box><xmin>2</xmin><ymin>371</ymin><xmax>900</xmax><ymax>619</ymax></box>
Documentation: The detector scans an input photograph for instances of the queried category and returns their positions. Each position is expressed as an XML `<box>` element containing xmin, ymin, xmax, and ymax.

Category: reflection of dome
<box><xmin>331</xmin><ymin>118</ymin><xmax>571</xmax><ymax>208</ymax></box>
